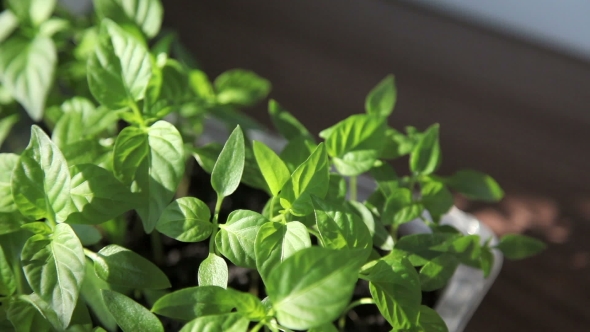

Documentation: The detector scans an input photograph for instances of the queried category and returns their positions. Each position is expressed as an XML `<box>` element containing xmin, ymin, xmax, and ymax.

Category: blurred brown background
<box><xmin>163</xmin><ymin>1</ymin><xmax>590</xmax><ymax>331</ymax></box>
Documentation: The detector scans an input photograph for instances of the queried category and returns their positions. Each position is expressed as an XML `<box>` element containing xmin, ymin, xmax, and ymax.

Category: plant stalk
<box><xmin>209</xmin><ymin>195</ymin><xmax>224</xmax><ymax>254</ymax></box>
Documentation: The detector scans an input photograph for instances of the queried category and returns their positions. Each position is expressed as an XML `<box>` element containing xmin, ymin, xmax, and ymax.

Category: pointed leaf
<box><xmin>365</xmin><ymin>75</ymin><xmax>396</xmax><ymax>117</ymax></box>
<box><xmin>268</xmin><ymin>100</ymin><xmax>313</xmax><ymax>141</ymax></box>
<box><xmin>156</xmin><ymin>197</ymin><xmax>213</xmax><ymax>242</ymax></box>
<box><xmin>102</xmin><ymin>290</ymin><xmax>163</xmax><ymax>332</ymax></box>
<box><xmin>0</xmin><ymin>153</ymin><xmax>19</xmax><ymax>212</ymax></box>
<box><xmin>151</xmin><ymin>286</ymin><xmax>234</xmax><ymax>321</ymax></box>
<box><xmin>0</xmin><ymin>245</ymin><xmax>16</xmax><ymax>296</ymax></box>
<box><xmin>80</xmin><ymin>259</ymin><xmax>117</xmax><ymax>331</ymax></box>
<box><xmin>215</xmin><ymin>210</ymin><xmax>269</xmax><ymax>268</ymax></box>
<box><xmin>279</xmin><ymin>135</ymin><xmax>317</xmax><ymax>172</ymax></box>
<box><xmin>214</xmin><ymin>69</ymin><xmax>271</xmax><ymax>106</ymax></box>
<box><xmin>417</xmin><ymin>305</ymin><xmax>448</xmax><ymax>332</ymax></box>
<box><xmin>348</xmin><ymin>201</ymin><xmax>393</xmax><ymax>251</ymax></box>
<box><xmin>211</xmin><ymin>126</ymin><xmax>245</xmax><ymax>198</ymax></box>
<box><xmin>0</xmin><ymin>10</ymin><xmax>18</xmax><ymax>43</ymax></box>
<box><xmin>198</xmin><ymin>253</ymin><xmax>228</xmax><ymax>288</ymax></box>
<box><xmin>253</xmin><ymin>140</ymin><xmax>290</xmax><ymax>196</ymax></box>
<box><xmin>419</xmin><ymin>254</ymin><xmax>460</xmax><ymax>291</ymax></box>
<box><xmin>410</xmin><ymin>124</ymin><xmax>441</xmax><ymax>175</ymax></box>
<box><xmin>0</xmin><ymin>212</ymin><xmax>25</xmax><ymax>235</ymax></box>
<box><xmin>495</xmin><ymin>234</ymin><xmax>546</xmax><ymax>260</ymax></box>
<box><xmin>445</xmin><ymin>169</ymin><xmax>504</xmax><ymax>202</ymax></box>
<box><xmin>5</xmin><ymin>0</ymin><xmax>56</xmax><ymax>27</ymax></box>
<box><xmin>180</xmin><ymin>312</ymin><xmax>249</xmax><ymax>332</ymax></box>
<box><xmin>421</xmin><ymin>180</ymin><xmax>454</xmax><ymax>219</ymax></box>
<box><xmin>7</xmin><ymin>294</ymin><xmax>55</xmax><ymax>332</ymax></box>
<box><xmin>382</xmin><ymin>188</ymin><xmax>424</xmax><ymax>226</ymax></box>
<box><xmin>21</xmin><ymin>224</ymin><xmax>85</xmax><ymax>328</ymax></box>
<box><xmin>94</xmin><ymin>0</ymin><xmax>163</xmax><ymax>38</ymax></box>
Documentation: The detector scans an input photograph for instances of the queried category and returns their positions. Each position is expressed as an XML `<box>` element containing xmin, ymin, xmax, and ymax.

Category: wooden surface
<box><xmin>163</xmin><ymin>0</ymin><xmax>590</xmax><ymax>330</ymax></box>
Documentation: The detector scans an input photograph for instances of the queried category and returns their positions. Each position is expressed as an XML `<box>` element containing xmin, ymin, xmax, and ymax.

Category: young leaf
<box><xmin>268</xmin><ymin>100</ymin><xmax>313</xmax><ymax>141</ymax></box>
<box><xmin>254</xmin><ymin>221</ymin><xmax>311</xmax><ymax>283</ymax></box>
<box><xmin>0</xmin><ymin>113</ymin><xmax>19</xmax><ymax>149</ymax></box>
<box><xmin>151</xmin><ymin>286</ymin><xmax>234</xmax><ymax>321</ymax></box>
<box><xmin>0</xmin><ymin>212</ymin><xmax>25</xmax><ymax>235</ymax></box>
<box><xmin>417</xmin><ymin>305</ymin><xmax>449</xmax><ymax>332</ymax></box>
<box><xmin>253</xmin><ymin>140</ymin><xmax>290</xmax><ymax>196</ymax></box>
<box><xmin>419</xmin><ymin>254</ymin><xmax>460</xmax><ymax>291</ymax></box>
<box><xmin>0</xmin><ymin>10</ymin><xmax>18</xmax><ymax>43</ymax></box>
<box><xmin>68</xmin><ymin>164</ymin><xmax>138</xmax><ymax>225</ymax></box>
<box><xmin>420</xmin><ymin>180</ymin><xmax>454</xmax><ymax>219</ymax></box>
<box><xmin>198</xmin><ymin>253</ymin><xmax>228</xmax><ymax>289</ymax></box>
<box><xmin>226</xmin><ymin>289</ymin><xmax>267</xmax><ymax>321</ymax></box>
<box><xmin>211</xmin><ymin>126</ymin><xmax>245</xmax><ymax>198</ymax></box>
<box><xmin>21</xmin><ymin>223</ymin><xmax>85</xmax><ymax>329</ymax></box>
<box><xmin>382</xmin><ymin>188</ymin><xmax>424</xmax><ymax>226</ymax></box>
<box><xmin>5</xmin><ymin>0</ymin><xmax>56</xmax><ymax>27</ymax></box>
<box><xmin>156</xmin><ymin>197</ymin><xmax>213</xmax><ymax>242</ymax></box>
<box><xmin>279</xmin><ymin>135</ymin><xmax>317</xmax><ymax>172</ymax></box>
<box><xmin>495</xmin><ymin>234</ymin><xmax>546</xmax><ymax>260</ymax></box>
<box><xmin>215</xmin><ymin>210</ymin><xmax>269</xmax><ymax>268</ymax></box>
<box><xmin>410</xmin><ymin>124</ymin><xmax>441</xmax><ymax>175</ymax></box>
<box><xmin>102</xmin><ymin>290</ymin><xmax>164</xmax><ymax>332</ymax></box>
<box><xmin>323</xmin><ymin>114</ymin><xmax>386</xmax><ymax>176</ymax></box>
<box><xmin>20</xmin><ymin>222</ymin><xmax>52</xmax><ymax>235</ymax></box>
<box><xmin>91</xmin><ymin>244</ymin><xmax>171</xmax><ymax>289</ymax></box>
<box><xmin>180</xmin><ymin>312</ymin><xmax>249</xmax><ymax>332</ymax></box>
<box><xmin>214</xmin><ymin>69</ymin><xmax>271</xmax><ymax>106</ymax></box>
<box><xmin>193</xmin><ymin>142</ymin><xmax>222</xmax><ymax>173</ymax></box>
<box><xmin>6</xmin><ymin>294</ymin><xmax>55</xmax><ymax>332</ymax></box>
<box><xmin>266</xmin><ymin>247</ymin><xmax>366</xmax><ymax>330</ymax></box>
<box><xmin>445</xmin><ymin>169</ymin><xmax>504</xmax><ymax>202</ymax></box>
<box><xmin>87</xmin><ymin>19</ymin><xmax>152</xmax><ymax>110</ymax></box>
<box><xmin>279</xmin><ymin>143</ymin><xmax>329</xmax><ymax>216</ymax></box>
<box><xmin>94</xmin><ymin>0</ymin><xmax>163</xmax><ymax>38</ymax></box>
<box><xmin>0</xmin><ymin>245</ymin><xmax>16</xmax><ymax>296</ymax></box>
<box><xmin>0</xmin><ymin>153</ymin><xmax>19</xmax><ymax>212</ymax></box>
<box><xmin>365</xmin><ymin>75</ymin><xmax>396</xmax><ymax>117</ymax></box>
<box><xmin>0</xmin><ymin>35</ymin><xmax>56</xmax><ymax>121</ymax></box>
<box><xmin>395</xmin><ymin>233</ymin><xmax>459</xmax><ymax>266</ymax></box>
<box><xmin>80</xmin><ymin>260</ymin><xmax>117</xmax><ymax>331</ymax></box>
<box><xmin>348</xmin><ymin>201</ymin><xmax>394</xmax><ymax>251</ymax></box>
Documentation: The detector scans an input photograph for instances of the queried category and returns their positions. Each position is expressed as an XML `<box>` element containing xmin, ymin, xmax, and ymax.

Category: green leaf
<box><xmin>253</xmin><ymin>140</ymin><xmax>290</xmax><ymax>196</ymax></box>
<box><xmin>323</xmin><ymin>114</ymin><xmax>386</xmax><ymax>176</ymax></box>
<box><xmin>180</xmin><ymin>312</ymin><xmax>249</xmax><ymax>332</ymax></box>
<box><xmin>361</xmin><ymin>256</ymin><xmax>421</xmax><ymax>330</ymax></box>
<box><xmin>215</xmin><ymin>210</ymin><xmax>269</xmax><ymax>268</ymax></box>
<box><xmin>91</xmin><ymin>244</ymin><xmax>171</xmax><ymax>289</ymax></box>
<box><xmin>113</xmin><ymin>121</ymin><xmax>185</xmax><ymax>233</ymax></box>
<box><xmin>151</xmin><ymin>286</ymin><xmax>234</xmax><ymax>321</ymax></box>
<box><xmin>365</xmin><ymin>75</ymin><xmax>396</xmax><ymax>117</ymax></box>
<box><xmin>254</xmin><ymin>221</ymin><xmax>311</xmax><ymax>283</ymax></box>
<box><xmin>0</xmin><ymin>245</ymin><xmax>16</xmax><ymax>296</ymax></box>
<box><xmin>348</xmin><ymin>201</ymin><xmax>394</xmax><ymax>251</ymax></box>
<box><xmin>0</xmin><ymin>212</ymin><xmax>25</xmax><ymax>235</ymax></box>
<box><xmin>68</xmin><ymin>164</ymin><xmax>138</xmax><ymax>225</ymax></box>
<box><xmin>11</xmin><ymin>126</ymin><xmax>72</xmax><ymax>222</ymax></box>
<box><xmin>325</xmin><ymin>173</ymin><xmax>347</xmax><ymax>203</ymax></box>
<box><xmin>382</xmin><ymin>188</ymin><xmax>424</xmax><ymax>226</ymax></box>
<box><xmin>395</xmin><ymin>233</ymin><xmax>459</xmax><ymax>266</ymax></box>
<box><xmin>379</xmin><ymin>127</ymin><xmax>418</xmax><ymax>159</ymax></box>
<box><xmin>80</xmin><ymin>259</ymin><xmax>117</xmax><ymax>331</ymax></box>
<box><xmin>421</xmin><ymin>180</ymin><xmax>454</xmax><ymax>219</ymax></box>
<box><xmin>0</xmin><ymin>35</ymin><xmax>56</xmax><ymax>121</ymax></box>
<box><xmin>445</xmin><ymin>169</ymin><xmax>504</xmax><ymax>202</ymax></box>
<box><xmin>94</xmin><ymin>0</ymin><xmax>163</xmax><ymax>38</ymax></box>
<box><xmin>0</xmin><ymin>153</ymin><xmax>19</xmax><ymax>213</ymax></box>
<box><xmin>71</xmin><ymin>224</ymin><xmax>102</xmax><ymax>246</ymax></box>
<box><xmin>279</xmin><ymin>143</ymin><xmax>329</xmax><ymax>216</ymax></box>
<box><xmin>279</xmin><ymin>135</ymin><xmax>317</xmax><ymax>172</ymax></box>
<box><xmin>431</xmin><ymin>235</ymin><xmax>482</xmax><ymax>268</ymax></box>
<box><xmin>6</xmin><ymin>0</ymin><xmax>56</xmax><ymax>27</ymax></box>
<box><xmin>156</xmin><ymin>197</ymin><xmax>213</xmax><ymax>242</ymax></box>
<box><xmin>0</xmin><ymin>10</ymin><xmax>18</xmax><ymax>43</ymax></box>
<box><xmin>417</xmin><ymin>305</ymin><xmax>448</xmax><ymax>332</ymax></box>
<box><xmin>7</xmin><ymin>294</ymin><xmax>55</xmax><ymax>332</ymax></box>
<box><xmin>267</xmin><ymin>247</ymin><xmax>365</xmax><ymax>330</ymax></box>
<box><xmin>214</xmin><ymin>69</ymin><xmax>271</xmax><ymax>106</ymax></box>
<box><xmin>188</xmin><ymin>69</ymin><xmax>215</xmax><ymax>100</ymax></box>
<box><xmin>87</xmin><ymin>19</ymin><xmax>152</xmax><ymax>110</ymax></box>
<box><xmin>20</xmin><ymin>222</ymin><xmax>52</xmax><ymax>235</ymax></box>
<box><xmin>268</xmin><ymin>100</ymin><xmax>313</xmax><ymax>141</ymax></box>
<box><xmin>211</xmin><ymin>126</ymin><xmax>245</xmax><ymax>198</ymax></box>
<box><xmin>312</xmin><ymin>196</ymin><xmax>372</xmax><ymax>251</ymax></box>
<box><xmin>0</xmin><ymin>113</ymin><xmax>18</xmax><ymax>149</ymax></box>
<box><xmin>198</xmin><ymin>253</ymin><xmax>228</xmax><ymax>289</ymax></box>
<box><xmin>193</xmin><ymin>142</ymin><xmax>222</xmax><ymax>173</ymax></box>
<box><xmin>410</xmin><ymin>124</ymin><xmax>441</xmax><ymax>175</ymax></box>
<box><xmin>102</xmin><ymin>290</ymin><xmax>164</xmax><ymax>332</ymax></box>
<box><xmin>419</xmin><ymin>254</ymin><xmax>459</xmax><ymax>291</ymax></box>
<box><xmin>226</xmin><ymin>289</ymin><xmax>266</xmax><ymax>321</ymax></box>
<box><xmin>495</xmin><ymin>234</ymin><xmax>546</xmax><ymax>260</ymax></box>
<box><xmin>21</xmin><ymin>223</ymin><xmax>85</xmax><ymax>329</ymax></box>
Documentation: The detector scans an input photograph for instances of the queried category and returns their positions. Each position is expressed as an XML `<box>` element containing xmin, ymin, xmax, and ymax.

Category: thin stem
<box><xmin>349</xmin><ymin>176</ymin><xmax>358</xmax><ymax>202</ymax></box>
<box><xmin>83</xmin><ymin>248</ymin><xmax>100</xmax><ymax>261</ymax></box>
<box><xmin>306</xmin><ymin>227</ymin><xmax>321</xmax><ymax>239</ymax></box>
<box><xmin>250</xmin><ymin>321</ymin><xmax>265</xmax><ymax>332</ymax></box>
<box><xmin>151</xmin><ymin>231</ymin><xmax>164</xmax><ymax>265</ymax></box>
<box><xmin>209</xmin><ymin>195</ymin><xmax>224</xmax><ymax>254</ymax></box>
<box><xmin>338</xmin><ymin>298</ymin><xmax>375</xmax><ymax>331</ymax></box>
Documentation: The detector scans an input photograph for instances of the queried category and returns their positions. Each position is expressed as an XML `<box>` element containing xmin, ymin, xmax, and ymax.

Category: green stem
<box><xmin>129</xmin><ymin>100</ymin><xmax>146</xmax><ymax>128</ymax></box>
<box><xmin>306</xmin><ymin>227</ymin><xmax>321</xmax><ymax>238</ymax></box>
<box><xmin>349</xmin><ymin>176</ymin><xmax>358</xmax><ymax>202</ymax></box>
<box><xmin>151</xmin><ymin>231</ymin><xmax>164</xmax><ymax>265</ymax></box>
<box><xmin>83</xmin><ymin>248</ymin><xmax>100</xmax><ymax>261</ymax></box>
<box><xmin>250</xmin><ymin>321</ymin><xmax>265</xmax><ymax>332</ymax></box>
<box><xmin>338</xmin><ymin>298</ymin><xmax>375</xmax><ymax>331</ymax></box>
<box><xmin>209</xmin><ymin>195</ymin><xmax>224</xmax><ymax>254</ymax></box>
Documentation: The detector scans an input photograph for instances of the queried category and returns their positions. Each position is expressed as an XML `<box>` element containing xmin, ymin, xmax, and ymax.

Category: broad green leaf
<box><xmin>215</xmin><ymin>210</ymin><xmax>269</xmax><ymax>268</ymax></box>
<box><xmin>395</xmin><ymin>233</ymin><xmax>459</xmax><ymax>266</ymax></box>
<box><xmin>226</xmin><ymin>289</ymin><xmax>266</xmax><ymax>321</ymax></box>
<box><xmin>370</xmin><ymin>161</ymin><xmax>399</xmax><ymax>197</ymax></box>
<box><xmin>0</xmin><ymin>113</ymin><xmax>18</xmax><ymax>149</ymax></box>
<box><xmin>312</xmin><ymin>196</ymin><xmax>372</xmax><ymax>251</ymax></box>
<box><xmin>348</xmin><ymin>201</ymin><xmax>394</xmax><ymax>251</ymax></box>
<box><xmin>241</xmin><ymin>141</ymin><xmax>271</xmax><ymax>193</ymax></box>
<box><xmin>91</xmin><ymin>244</ymin><xmax>170</xmax><ymax>289</ymax></box>
<box><xmin>279</xmin><ymin>143</ymin><xmax>329</xmax><ymax>216</ymax></box>
<box><xmin>379</xmin><ymin>127</ymin><xmax>418</xmax><ymax>159</ymax></box>
<box><xmin>279</xmin><ymin>135</ymin><xmax>317</xmax><ymax>172</ymax></box>
<box><xmin>158</xmin><ymin>59</ymin><xmax>190</xmax><ymax>102</ymax></box>
<box><xmin>495</xmin><ymin>234</ymin><xmax>546</xmax><ymax>260</ymax></box>
<box><xmin>80</xmin><ymin>260</ymin><xmax>117</xmax><ymax>331</ymax></box>
<box><xmin>417</xmin><ymin>305</ymin><xmax>448</xmax><ymax>332</ymax></box>
<box><xmin>323</xmin><ymin>114</ymin><xmax>386</xmax><ymax>176</ymax></box>
<box><xmin>21</xmin><ymin>223</ymin><xmax>85</xmax><ymax>329</ymax></box>
<box><xmin>5</xmin><ymin>0</ymin><xmax>56</xmax><ymax>27</ymax></box>
<box><xmin>419</xmin><ymin>254</ymin><xmax>459</xmax><ymax>291</ymax></box>
<box><xmin>71</xmin><ymin>224</ymin><xmax>102</xmax><ymax>246</ymax></box>
<box><xmin>94</xmin><ymin>0</ymin><xmax>163</xmax><ymax>38</ymax></box>
<box><xmin>0</xmin><ymin>35</ymin><xmax>56</xmax><ymax>121</ymax></box>
<box><xmin>180</xmin><ymin>312</ymin><xmax>249</xmax><ymax>332</ymax></box>
<box><xmin>0</xmin><ymin>153</ymin><xmax>18</xmax><ymax>212</ymax></box>
<box><xmin>113</xmin><ymin>121</ymin><xmax>184</xmax><ymax>233</ymax></box>
<box><xmin>7</xmin><ymin>294</ymin><xmax>55</xmax><ymax>332</ymax></box>
<box><xmin>20</xmin><ymin>222</ymin><xmax>52</xmax><ymax>235</ymax></box>
<box><xmin>253</xmin><ymin>140</ymin><xmax>290</xmax><ymax>196</ymax></box>
<box><xmin>431</xmin><ymin>235</ymin><xmax>482</xmax><ymax>268</ymax></box>
<box><xmin>68</xmin><ymin>296</ymin><xmax>93</xmax><ymax>331</ymax></box>
<box><xmin>410</xmin><ymin>124</ymin><xmax>441</xmax><ymax>175</ymax></box>
<box><xmin>365</xmin><ymin>75</ymin><xmax>396</xmax><ymax>117</ymax></box>
<box><xmin>362</xmin><ymin>256</ymin><xmax>421</xmax><ymax>330</ymax></box>
<box><xmin>151</xmin><ymin>286</ymin><xmax>234</xmax><ymax>321</ymax></box>
<box><xmin>0</xmin><ymin>245</ymin><xmax>16</xmax><ymax>296</ymax></box>
<box><xmin>198</xmin><ymin>253</ymin><xmax>228</xmax><ymax>288</ymax></box>
<box><xmin>0</xmin><ymin>10</ymin><xmax>18</xmax><ymax>43</ymax></box>
<box><xmin>156</xmin><ymin>197</ymin><xmax>213</xmax><ymax>242</ymax></box>
<box><xmin>214</xmin><ymin>69</ymin><xmax>271</xmax><ymax>106</ymax></box>
<box><xmin>267</xmin><ymin>247</ymin><xmax>365</xmax><ymax>330</ymax></box>
<box><xmin>188</xmin><ymin>69</ymin><xmax>215</xmax><ymax>100</ymax></box>
<box><xmin>382</xmin><ymin>188</ymin><xmax>424</xmax><ymax>226</ymax></box>
<box><xmin>480</xmin><ymin>246</ymin><xmax>494</xmax><ymax>277</ymax></box>
<box><xmin>12</xmin><ymin>126</ymin><xmax>72</xmax><ymax>223</ymax></box>
<box><xmin>211</xmin><ymin>126</ymin><xmax>245</xmax><ymax>198</ymax></box>
<box><xmin>0</xmin><ymin>306</ymin><xmax>15</xmax><ymax>332</ymax></box>
<box><xmin>38</xmin><ymin>17</ymin><xmax>70</xmax><ymax>37</ymax></box>
<box><xmin>69</xmin><ymin>164</ymin><xmax>138</xmax><ymax>224</ymax></box>
<box><xmin>325</xmin><ymin>173</ymin><xmax>347</xmax><ymax>203</ymax></box>
<box><xmin>193</xmin><ymin>142</ymin><xmax>222</xmax><ymax>173</ymax></box>
<box><xmin>445</xmin><ymin>169</ymin><xmax>504</xmax><ymax>202</ymax></box>
<box><xmin>420</xmin><ymin>180</ymin><xmax>454</xmax><ymax>219</ymax></box>
<box><xmin>0</xmin><ymin>212</ymin><xmax>25</xmax><ymax>235</ymax></box>
<box><xmin>102</xmin><ymin>290</ymin><xmax>163</xmax><ymax>332</ymax></box>
<box><xmin>268</xmin><ymin>100</ymin><xmax>313</xmax><ymax>141</ymax></box>
<box><xmin>87</xmin><ymin>19</ymin><xmax>152</xmax><ymax>109</ymax></box>
<box><xmin>254</xmin><ymin>221</ymin><xmax>311</xmax><ymax>283</ymax></box>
